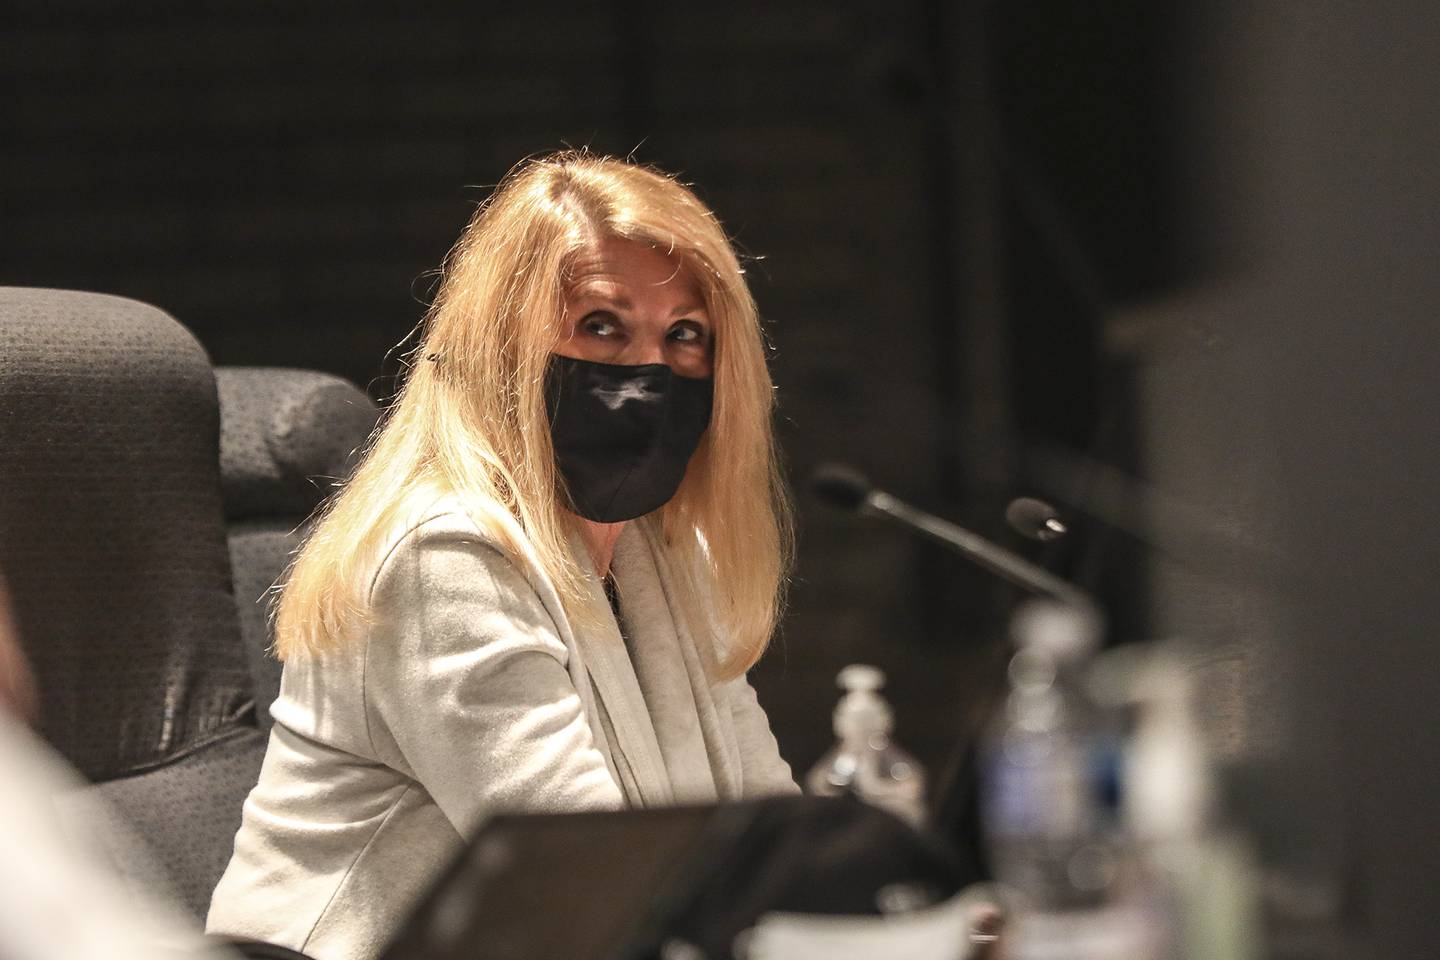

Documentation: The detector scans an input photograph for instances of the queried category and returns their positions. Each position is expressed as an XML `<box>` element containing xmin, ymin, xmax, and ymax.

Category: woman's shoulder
<box><xmin>366</xmin><ymin>493</ymin><xmax>522</xmax><ymax>601</ymax></box>
<box><xmin>359</xmin><ymin>494</ymin><xmax>572</xmax><ymax>662</ymax></box>
<box><xmin>387</xmin><ymin>493</ymin><xmax>493</xmax><ymax>547</ymax></box>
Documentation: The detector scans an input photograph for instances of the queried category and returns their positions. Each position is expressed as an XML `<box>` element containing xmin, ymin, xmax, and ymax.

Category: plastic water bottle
<box><xmin>980</xmin><ymin>601</ymin><xmax>1163</xmax><ymax>959</ymax></box>
<box><xmin>806</xmin><ymin>664</ymin><xmax>927</xmax><ymax>828</ymax></box>
<box><xmin>981</xmin><ymin>601</ymin><xmax>1120</xmax><ymax>911</ymax></box>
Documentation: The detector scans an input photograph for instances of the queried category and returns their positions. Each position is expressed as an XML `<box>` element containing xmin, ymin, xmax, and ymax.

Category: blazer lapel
<box><xmin>566</xmin><ymin>533</ymin><xmax>675</xmax><ymax>808</ymax></box>
<box><xmin>628</xmin><ymin>522</ymin><xmax>744</xmax><ymax>800</ymax></box>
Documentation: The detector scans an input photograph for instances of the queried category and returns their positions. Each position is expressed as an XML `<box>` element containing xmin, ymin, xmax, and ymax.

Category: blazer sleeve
<box><xmin>362</xmin><ymin>520</ymin><xmax>624</xmax><ymax>835</ymax></box>
<box><xmin>726</xmin><ymin>676</ymin><xmax>802</xmax><ymax>797</ymax></box>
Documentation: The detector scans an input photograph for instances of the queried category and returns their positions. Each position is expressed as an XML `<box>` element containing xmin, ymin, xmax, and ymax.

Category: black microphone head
<box><xmin>1005</xmin><ymin>496</ymin><xmax>1068</xmax><ymax>542</ymax></box>
<box><xmin>811</xmin><ymin>462</ymin><xmax>874</xmax><ymax>511</ymax></box>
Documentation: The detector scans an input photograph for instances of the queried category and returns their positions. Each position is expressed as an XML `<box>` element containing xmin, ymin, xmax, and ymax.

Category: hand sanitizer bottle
<box><xmin>805</xmin><ymin>664</ymin><xmax>927</xmax><ymax>828</ymax></box>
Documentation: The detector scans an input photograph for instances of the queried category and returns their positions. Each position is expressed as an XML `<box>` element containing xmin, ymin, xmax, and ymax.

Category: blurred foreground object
<box><xmin>744</xmin><ymin>884</ymin><xmax>997</xmax><ymax>960</ymax></box>
<box><xmin>1105</xmin><ymin>646</ymin><xmax>1260</xmax><ymax>960</ymax></box>
<box><xmin>383</xmin><ymin>796</ymin><xmax>973</xmax><ymax>960</ymax></box>
<box><xmin>981</xmin><ymin>603</ymin><xmax>1261</xmax><ymax>959</ymax></box>
<box><xmin>0</xmin><ymin>711</ymin><xmax>236</xmax><ymax>960</ymax></box>
<box><xmin>981</xmin><ymin>602</ymin><xmax>1117</xmax><ymax>913</ymax></box>
<box><xmin>981</xmin><ymin>602</ymin><xmax>1149</xmax><ymax>958</ymax></box>
<box><xmin>0</xmin><ymin>559</ymin><xmax>231</xmax><ymax>960</ymax></box>
<box><xmin>1123</xmin><ymin>2</ymin><xmax>1440</xmax><ymax>954</ymax></box>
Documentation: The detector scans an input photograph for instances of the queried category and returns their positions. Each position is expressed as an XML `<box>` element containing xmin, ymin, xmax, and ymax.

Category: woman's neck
<box><xmin>573</xmin><ymin>516</ymin><xmax>627</xmax><ymax>579</ymax></box>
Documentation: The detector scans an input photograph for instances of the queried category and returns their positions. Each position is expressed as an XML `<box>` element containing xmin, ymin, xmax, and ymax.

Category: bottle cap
<box><xmin>1011</xmin><ymin>599</ymin><xmax>1101</xmax><ymax>663</ymax></box>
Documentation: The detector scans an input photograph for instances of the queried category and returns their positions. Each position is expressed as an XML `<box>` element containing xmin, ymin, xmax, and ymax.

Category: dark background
<box><xmin>7</xmin><ymin>3</ymin><xmax>1440</xmax><ymax>955</ymax></box>
<box><xmin>6</xmin><ymin>0</ymin><xmax>1162</xmax><ymax>779</ymax></box>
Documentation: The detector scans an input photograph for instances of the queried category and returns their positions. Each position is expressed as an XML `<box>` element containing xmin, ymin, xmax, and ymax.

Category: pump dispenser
<box><xmin>806</xmin><ymin>664</ymin><xmax>927</xmax><ymax>827</ymax></box>
<box><xmin>1121</xmin><ymin>650</ymin><xmax>1259</xmax><ymax>960</ymax></box>
<box><xmin>832</xmin><ymin>664</ymin><xmax>890</xmax><ymax>741</ymax></box>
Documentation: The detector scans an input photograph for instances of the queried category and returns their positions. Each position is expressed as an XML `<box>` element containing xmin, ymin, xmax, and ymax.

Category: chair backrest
<box><xmin>0</xmin><ymin>287</ymin><xmax>267</xmax><ymax>919</ymax></box>
<box><xmin>214</xmin><ymin>367</ymin><xmax>379</xmax><ymax>728</ymax></box>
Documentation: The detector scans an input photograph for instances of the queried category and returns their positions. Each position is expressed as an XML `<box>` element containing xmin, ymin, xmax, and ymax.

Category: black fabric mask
<box><xmin>545</xmin><ymin>354</ymin><xmax>714</xmax><ymax>523</ymax></box>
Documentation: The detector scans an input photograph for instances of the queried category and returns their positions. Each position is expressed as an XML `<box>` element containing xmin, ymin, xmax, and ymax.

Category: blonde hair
<box><xmin>274</xmin><ymin>151</ymin><xmax>793</xmax><ymax>679</ymax></box>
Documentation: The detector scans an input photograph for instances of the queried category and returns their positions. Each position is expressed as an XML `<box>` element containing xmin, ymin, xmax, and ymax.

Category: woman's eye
<box><xmin>581</xmin><ymin>312</ymin><xmax>619</xmax><ymax>337</ymax></box>
<box><xmin>669</xmin><ymin>321</ymin><xmax>707</xmax><ymax>345</ymax></box>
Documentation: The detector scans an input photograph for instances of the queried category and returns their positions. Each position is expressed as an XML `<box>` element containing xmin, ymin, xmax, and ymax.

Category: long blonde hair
<box><xmin>274</xmin><ymin>151</ymin><xmax>793</xmax><ymax>679</ymax></box>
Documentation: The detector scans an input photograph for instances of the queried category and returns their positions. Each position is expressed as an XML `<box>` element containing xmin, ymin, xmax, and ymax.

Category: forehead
<box><xmin>565</xmin><ymin>236</ymin><xmax>704</xmax><ymax>306</ymax></box>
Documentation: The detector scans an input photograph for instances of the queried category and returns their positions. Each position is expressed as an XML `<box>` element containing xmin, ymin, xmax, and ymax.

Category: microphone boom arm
<box><xmin>864</xmin><ymin>490</ymin><xmax>1098</xmax><ymax>615</ymax></box>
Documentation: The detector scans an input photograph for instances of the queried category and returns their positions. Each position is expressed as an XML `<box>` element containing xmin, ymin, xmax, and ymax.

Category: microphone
<box><xmin>811</xmin><ymin>463</ymin><xmax>1098</xmax><ymax>616</ymax></box>
<box><xmin>1005</xmin><ymin>496</ymin><xmax>1068</xmax><ymax>542</ymax></box>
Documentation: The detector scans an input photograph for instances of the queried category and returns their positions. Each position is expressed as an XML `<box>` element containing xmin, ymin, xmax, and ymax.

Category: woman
<box><xmin>206</xmin><ymin>152</ymin><xmax>798</xmax><ymax>959</ymax></box>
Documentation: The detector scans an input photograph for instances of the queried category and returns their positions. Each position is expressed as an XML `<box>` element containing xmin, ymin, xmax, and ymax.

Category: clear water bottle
<box><xmin>981</xmin><ymin>601</ymin><xmax>1121</xmax><ymax>912</ymax></box>
<box><xmin>805</xmin><ymin>664</ymin><xmax>927</xmax><ymax>828</ymax></box>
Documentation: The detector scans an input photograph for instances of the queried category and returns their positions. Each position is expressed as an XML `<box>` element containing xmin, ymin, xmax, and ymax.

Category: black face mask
<box><xmin>545</xmin><ymin>354</ymin><xmax>714</xmax><ymax>523</ymax></box>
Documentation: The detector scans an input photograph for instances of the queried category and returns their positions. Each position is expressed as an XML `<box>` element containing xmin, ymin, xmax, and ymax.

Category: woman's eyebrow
<box><xmin>570</xmin><ymin>285</ymin><xmax>635</xmax><ymax>311</ymax></box>
<box><xmin>669</xmin><ymin>303</ymin><xmax>708</xmax><ymax>318</ymax></box>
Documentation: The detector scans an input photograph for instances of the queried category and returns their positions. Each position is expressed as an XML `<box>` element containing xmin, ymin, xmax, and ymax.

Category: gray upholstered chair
<box><xmin>0</xmin><ymin>287</ymin><xmax>267</xmax><ymax>920</ymax></box>
<box><xmin>214</xmin><ymin>368</ymin><xmax>379</xmax><ymax>728</ymax></box>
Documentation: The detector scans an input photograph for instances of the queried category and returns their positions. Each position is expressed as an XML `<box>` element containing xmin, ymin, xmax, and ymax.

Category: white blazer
<box><xmin>206</xmin><ymin>499</ymin><xmax>797</xmax><ymax>960</ymax></box>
